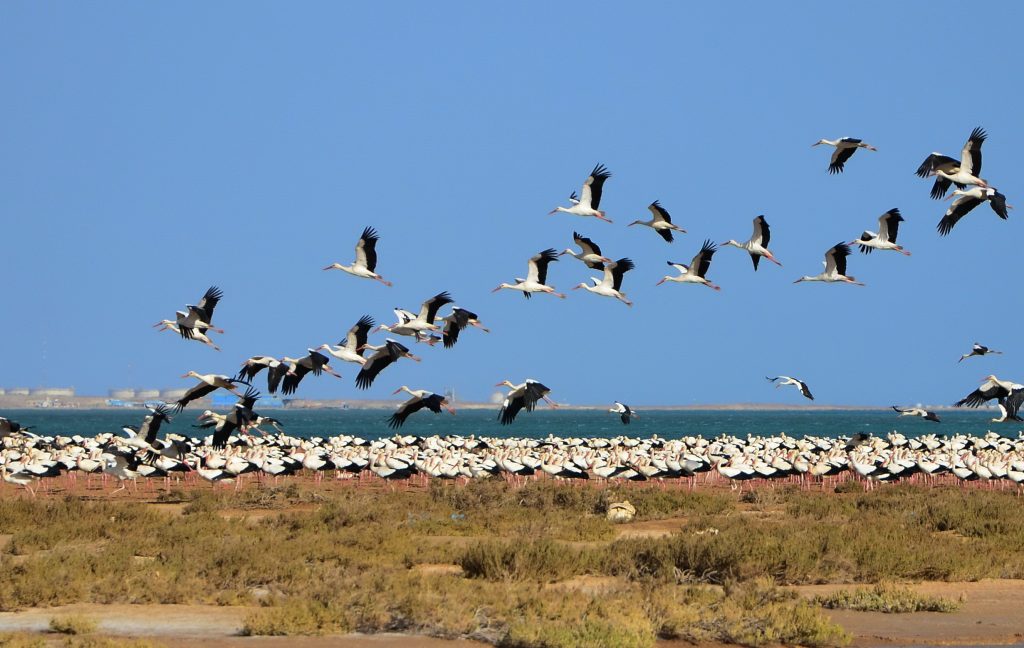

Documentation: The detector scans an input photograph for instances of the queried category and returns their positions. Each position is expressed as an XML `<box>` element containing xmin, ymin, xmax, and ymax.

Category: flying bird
<box><xmin>440</xmin><ymin>307</ymin><xmax>489</xmax><ymax>349</ymax></box>
<box><xmin>722</xmin><ymin>215</ymin><xmax>781</xmax><ymax>270</ymax></box>
<box><xmin>155</xmin><ymin>286</ymin><xmax>224</xmax><ymax>341</ymax></box>
<box><xmin>794</xmin><ymin>243</ymin><xmax>863</xmax><ymax>286</ymax></box>
<box><xmin>854</xmin><ymin>208</ymin><xmax>910</xmax><ymax>255</ymax></box>
<box><xmin>628</xmin><ymin>201</ymin><xmax>686</xmax><ymax>242</ymax></box>
<box><xmin>323</xmin><ymin>226</ymin><xmax>392</xmax><ymax>286</ymax></box>
<box><xmin>315</xmin><ymin>315</ymin><xmax>376</xmax><ymax>366</ymax></box>
<box><xmin>812</xmin><ymin>137</ymin><xmax>877</xmax><ymax>174</ymax></box>
<box><xmin>385</xmin><ymin>292</ymin><xmax>454</xmax><ymax>334</ymax></box>
<box><xmin>496</xmin><ymin>379</ymin><xmax>557</xmax><ymax>425</ymax></box>
<box><xmin>916</xmin><ymin>127</ymin><xmax>988</xmax><ymax>198</ymax></box>
<box><xmin>0</xmin><ymin>417</ymin><xmax>33</xmax><ymax>439</ymax></box>
<box><xmin>154</xmin><ymin>321</ymin><xmax>220</xmax><ymax>351</ymax></box>
<box><xmin>573</xmin><ymin>257</ymin><xmax>635</xmax><ymax>306</ymax></box>
<box><xmin>387</xmin><ymin>386</ymin><xmax>456</xmax><ymax>429</ymax></box>
<box><xmin>173</xmin><ymin>372</ymin><xmax>247</xmax><ymax>411</ymax></box>
<box><xmin>959</xmin><ymin>343</ymin><xmax>1002</xmax><ymax>363</ymax></box>
<box><xmin>281</xmin><ymin>350</ymin><xmax>341</xmax><ymax>395</ymax></box>
<box><xmin>766</xmin><ymin>376</ymin><xmax>814</xmax><ymax>400</ymax></box>
<box><xmin>560</xmin><ymin>232</ymin><xmax>611</xmax><ymax>270</ymax></box>
<box><xmin>954</xmin><ymin>375</ymin><xmax>1024</xmax><ymax>422</ymax></box>
<box><xmin>656</xmin><ymin>240</ymin><xmax>720</xmax><ymax>290</ymax></box>
<box><xmin>892</xmin><ymin>406</ymin><xmax>940</xmax><ymax>423</ymax></box>
<box><xmin>492</xmin><ymin>248</ymin><xmax>566</xmax><ymax>299</ymax></box>
<box><xmin>548</xmin><ymin>164</ymin><xmax>612</xmax><ymax>223</ymax></box>
<box><xmin>355</xmin><ymin>339</ymin><xmax>421</xmax><ymax>390</ymax></box>
<box><xmin>937</xmin><ymin>187</ymin><xmax>1012</xmax><ymax>236</ymax></box>
<box><xmin>610</xmin><ymin>402</ymin><xmax>638</xmax><ymax>425</ymax></box>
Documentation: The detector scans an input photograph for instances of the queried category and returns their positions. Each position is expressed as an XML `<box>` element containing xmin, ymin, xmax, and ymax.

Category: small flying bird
<box><xmin>355</xmin><ymin>339</ymin><xmax>421</xmax><ymax>390</ymax></box>
<box><xmin>573</xmin><ymin>257</ymin><xmax>635</xmax><ymax>306</ymax></box>
<box><xmin>323</xmin><ymin>226</ymin><xmax>392</xmax><ymax>286</ymax></box>
<box><xmin>628</xmin><ymin>201</ymin><xmax>686</xmax><ymax>242</ymax></box>
<box><xmin>794</xmin><ymin>243</ymin><xmax>863</xmax><ymax>286</ymax></box>
<box><xmin>610</xmin><ymin>402</ymin><xmax>638</xmax><ymax>425</ymax></box>
<box><xmin>314</xmin><ymin>315</ymin><xmax>376</xmax><ymax>366</ymax></box>
<box><xmin>853</xmin><ymin>208</ymin><xmax>910</xmax><ymax>255</ymax></box>
<box><xmin>892</xmin><ymin>406</ymin><xmax>941</xmax><ymax>423</ymax></box>
<box><xmin>236</xmin><ymin>356</ymin><xmax>288</xmax><ymax>393</ymax></box>
<box><xmin>656</xmin><ymin>240</ymin><xmax>720</xmax><ymax>290</ymax></box>
<box><xmin>492</xmin><ymin>248</ymin><xmax>566</xmax><ymax>299</ymax></box>
<box><xmin>0</xmin><ymin>417</ymin><xmax>33</xmax><ymax>439</ymax></box>
<box><xmin>959</xmin><ymin>343</ymin><xmax>1002</xmax><ymax>363</ymax></box>
<box><xmin>812</xmin><ymin>137</ymin><xmax>877</xmax><ymax>174</ymax></box>
<box><xmin>496</xmin><ymin>379</ymin><xmax>557</xmax><ymax>425</ymax></box>
<box><xmin>548</xmin><ymin>164</ymin><xmax>612</xmax><ymax>223</ymax></box>
<box><xmin>387</xmin><ymin>386</ymin><xmax>456</xmax><ymax>429</ymax></box>
<box><xmin>154</xmin><ymin>321</ymin><xmax>220</xmax><ymax>351</ymax></box>
<box><xmin>173</xmin><ymin>372</ymin><xmax>247</xmax><ymax>411</ymax></box>
<box><xmin>155</xmin><ymin>286</ymin><xmax>224</xmax><ymax>341</ymax></box>
<box><xmin>722</xmin><ymin>215</ymin><xmax>781</xmax><ymax>270</ymax></box>
<box><xmin>937</xmin><ymin>187</ymin><xmax>1012</xmax><ymax>236</ymax></box>
<box><xmin>198</xmin><ymin>387</ymin><xmax>262</xmax><ymax>448</ymax></box>
<box><xmin>384</xmin><ymin>292</ymin><xmax>454</xmax><ymax>334</ymax></box>
<box><xmin>766</xmin><ymin>376</ymin><xmax>814</xmax><ymax>400</ymax></box>
<box><xmin>560</xmin><ymin>232</ymin><xmax>611</xmax><ymax>270</ymax></box>
<box><xmin>281</xmin><ymin>350</ymin><xmax>341</xmax><ymax>395</ymax></box>
<box><xmin>954</xmin><ymin>375</ymin><xmax>1024</xmax><ymax>421</ymax></box>
<box><xmin>441</xmin><ymin>307</ymin><xmax>489</xmax><ymax>349</ymax></box>
<box><xmin>916</xmin><ymin>127</ymin><xmax>988</xmax><ymax>198</ymax></box>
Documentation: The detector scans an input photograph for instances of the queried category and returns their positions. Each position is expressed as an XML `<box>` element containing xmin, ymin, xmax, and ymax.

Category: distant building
<box><xmin>8</xmin><ymin>388</ymin><xmax>29</xmax><ymax>396</ymax></box>
<box><xmin>160</xmin><ymin>389</ymin><xmax>187</xmax><ymax>400</ymax></box>
<box><xmin>109</xmin><ymin>388</ymin><xmax>137</xmax><ymax>399</ymax></box>
<box><xmin>136</xmin><ymin>389</ymin><xmax>161</xmax><ymax>400</ymax></box>
<box><xmin>30</xmin><ymin>388</ymin><xmax>75</xmax><ymax>398</ymax></box>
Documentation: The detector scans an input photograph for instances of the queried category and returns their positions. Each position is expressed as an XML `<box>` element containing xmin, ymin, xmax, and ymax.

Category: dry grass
<box><xmin>48</xmin><ymin>615</ymin><xmax>97</xmax><ymax>635</ymax></box>
<box><xmin>813</xmin><ymin>583</ymin><xmax>963</xmax><ymax>613</ymax></box>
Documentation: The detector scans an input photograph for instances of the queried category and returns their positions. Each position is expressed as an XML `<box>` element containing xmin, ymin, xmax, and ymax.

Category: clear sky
<box><xmin>2</xmin><ymin>2</ymin><xmax>1021</xmax><ymax>406</ymax></box>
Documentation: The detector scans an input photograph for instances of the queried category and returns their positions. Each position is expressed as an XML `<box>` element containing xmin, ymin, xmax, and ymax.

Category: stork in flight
<box><xmin>916</xmin><ymin>127</ymin><xmax>988</xmax><ymax>198</ymax></box>
<box><xmin>573</xmin><ymin>257</ymin><xmax>635</xmax><ymax>306</ymax></box>
<box><xmin>315</xmin><ymin>315</ymin><xmax>376</xmax><ymax>366</ymax></box>
<box><xmin>496</xmin><ymin>379</ymin><xmax>557</xmax><ymax>425</ymax></box>
<box><xmin>656</xmin><ymin>240</ymin><xmax>720</xmax><ymax>290</ymax></box>
<box><xmin>355</xmin><ymin>339</ymin><xmax>421</xmax><ymax>390</ymax></box>
<box><xmin>155</xmin><ymin>321</ymin><xmax>220</xmax><ymax>351</ymax></box>
<box><xmin>937</xmin><ymin>187</ymin><xmax>1012</xmax><ymax>236</ymax></box>
<box><xmin>155</xmin><ymin>286</ymin><xmax>224</xmax><ymax>341</ymax></box>
<box><xmin>628</xmin><ymin>201</ymin><xmax>686</xmax><ymax>242</ymax></box>
<box><xmin>387</xmin><ymin>386</ymin><xmax>456</xmax><ymax>429</ymax></box>
<box><xmin>560</xmin><ymin>232</ymin><xmax>611</xmax><ymax>270</ymax></box>
<box><xmin>382</xmin><ymin>292</ymin><xmax>454</xmax><ymax>335</ymax></box>
<box><xmin>0</xmin><ymin>416</ymin><xmax>34</xmax><ymax>440</ymax></box>
<box><xmin>892</xmin><ymin>406</ymin><xmax>940</xmax><ymax>423</ymax></box>
<box><xmin>853</xmin><ymin>208</ymin><xmax>910</xmax><ymax>255</ymax></box>
<box><xmin>955</xmin><ymin>375</ymin><xmax>1024</xmax><ymax>422</ymax></box>
<box><xmin>281</xmin><ymin>350</ymin><xmax>341</xmax><ymax>395</ymax></box>
<box><xmin>766</xmin><ymin>376</ymin><xmax>814</xmax><ymax>400</ymax></box>
<box><xmin>722</xmin><ymin>215</ymin><xmax>781</xmax><ymax>270</ymax></box>
<box><xmin>812</xmin><ymin>137</ymin><xmax>877</xmax><ymax>174</ymax></box>
<box><xmin>492</xmin><ymin>249</ymin><xmax>566</xmax><ymax>299</ymax></box>
<box><xmin>794</xmin><ymin>243</ymin><xmax>863</xmax><ymax>286</ymax></box>
<box><xmin>610</xmin><ymin>402</ymin><xmax>638</xmax><ymax>425</ymax></box>
<box><xmin>440</xmin><ymin>307</ymin><xmax>489</xmax><ymax>349</ymax></box>
<box><xmin>548</xmin><ymin>164</ymin><xmax>612</xmax><ymax>223</ymax></box>
<box><xmin>323</xmin><ymin>226</ymin><xmax>392</xmax><ymax>286</ymax></box>
<box><xmin>173</xmin><ymin>372</ymin><xmax>247</xmax><ymax>411</ymax></box>
<box><xmin>959</xmin><ymin>343</ymin><xmax>1002</xmax><ymax>363</ymax></box>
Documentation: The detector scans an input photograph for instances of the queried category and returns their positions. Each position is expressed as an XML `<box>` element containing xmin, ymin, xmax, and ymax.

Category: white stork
<box><xmin>955</xmin><ymin>375</ymin><xmax>1024</xmax><ymax>421</ymax></box>
<box><xmin>440</xmin><ymin>307</ymin><xmax>489</xmax><ymax>349</ymax></box>
<box><xmin>381</xmin><ymin>292</ymin><xmax>454</xmax><ymax>335</ymax></box>
<box><xmin>794</xmin><ymin>243</ymin><xmax>863</xmax><ymax>286</ymax></box>
<box><xmin>315</xmin><ymin>315</ymin><xmax>376</xmax><ymax>366</ymax></box>
<box><xmin>853</xmin><ymin>208</ymin><xmax>910</xmax><ymax>255</ymax></box>
<box><xmin>173</xmin><ymin>372</ymin><xmax>246</xmax><ymax>411</ymax></box>
<box><xmin>916</xmin><ymin>127</ymin><xmax>988</xmax><ymax>198</ymax></box>
<box><xmin>628</xmin><ymin>201</ymin><xmax>686</xmax><ymax>242</ymax></box>
<box><xmin>561</xmin><ymin>231</ymin><xmax>611</xmax><ymax>269</ymax></box>
<box><xmin>812</xmin><ymin>137</ymin><xmax>877</xmax><ymax>174</ymax></box>
<box><xmin>959</xmin><ymin>343</ymin><xmax>1002</xmax><ymax>363</ymax></box>
<box><xmin>355</xmin><ymin>339</ymin><xmax>421</xmax><ymax>390</ymax></box>
<box><xmin>496</xmin><ymin>379</ymin><xmax>557</xmax><ymax>425</ymax></box>
<box><xmin>492</xmin><ymin>249</ymin><xmax>566</xmax><ymax>299</ymax></box>
<box><xmin>937</xmin><ymin>187</ymin><xmax>1012</xmax><ymax>236</ymax></box>
<box><xmin>892</xmin><ymin>406</ymin><xmax>941</xmax><ymax>423</ymax></box>
<box><xmin>573</xmin><ymin>257</ymin><xmax>635</xmax><ymax>306</ymax></box>
<box><xmin>656</xmin><ymin>240</ymin><xmax>719</xmax><ymax>290</ymax></box>
<box><xmin>323</xmin><ymin>226</ymin><xmax>392</xmax><ymax>286</ymax></box>
<box><xmin>722</xmin><ymin>215</ymin><xmax>781</xmax><ymax>270</ymax></box>
<box><xmin>766</xmin><ymin>376</ymin><xmax>814</xmax><ymax>400</ymax></box>
<box><xmin>154</xmin><ymin>286</ymin><xmax>224</xmax><ymax>341</ymax></box>
<box><xmin>388</xmin><ymin>386</ymin><xmax>456</xmax><ymax>429</ymax></box>
<box><xmin>610</xmin><ymin>402</ymin><xmax>638</xmax><ymax>425</ymax></box>
<box><xmin>548</xmin><ymin>164</ymin><xmax>612</xmax><ymax>223</ymax></box>
<box><xmin>280</xmin><ymin>350</ymin><xmax>341</xmax><ymax>395</ymax></box>
<box><xmin>155</xmin><ymin>321</ymin><xmax>220</xmax><ymax>351</ymax></box>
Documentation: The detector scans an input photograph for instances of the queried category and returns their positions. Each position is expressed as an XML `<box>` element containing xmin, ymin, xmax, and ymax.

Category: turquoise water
<box><xmin>2</xmin><ymin>408</ymin><xmax>1012</xmax><ymax>441</ymax></box>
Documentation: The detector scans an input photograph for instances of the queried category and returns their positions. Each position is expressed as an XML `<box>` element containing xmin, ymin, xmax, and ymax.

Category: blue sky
<box><xmin>1</xmin><ymin>2</ymin><xmax>1021</xmax><ymax>406</ymax></box>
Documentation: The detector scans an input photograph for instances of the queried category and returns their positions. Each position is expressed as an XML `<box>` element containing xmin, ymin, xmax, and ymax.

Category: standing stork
<box><xmin>853</xmin><ymin>208</ymin><xmax>910</xmax><ymax>255</ymax></box>
<box><xmin>628</xmin><ymin>201</ymin><xmax>686</xmax><ymax>242</ymax></box>
<box><xmin>387</xmin><ymin>386</ymin><xmax>456</xmax><ymax>429</ymax></box>
<box><xmin>323</xmin><ymin>226</ymin><xmax>392</xmax><ymax>286</ymax></box>
<box><xmin>916</xmin><ymin>127</ymin><xmax>988</xmax><ymax>198</ymax></box>
<box><xmin>496</xmin><ymin>379</ymin><xmax>557</xmax><ymax>425</ymax></box>
<box><xmin>561</xmin><ymin>232</ymin><xmax>611</xmax><ymax>270</ymax></box>
<box><xmin>793</xmin><ymin>243</ymin><xmax>863</xmax><ymax>286</ymax></box>
<box><xmin>656</xmin><ymin>240</ymin><xmax>720</xmax><ymax>290</ymax></box>
<box><xmin>281</xmin><ymin>350</ymin><xmax>341</xmax><ymax>395</ymax></box>
<box><xmin>548</xmin><ymin>164</ymin><xmax>612</xmax><ymax>223</ymax></box>
<box><xmin>766</xmin><ymin>376</ymin><xmax>814</xmax><ymax>400</ymax></box>
<box><xmin>812</xmin><ymin>137</ymin><xmax>877</xmax><ymax>174</ymax></box>
<box><xmin>722</xmin><ymin>215</ymin><xmax>781</xmax><ymax>270</ymax></box>
<box><xmin>314</xmin><ymin>315</ymin><xmax>376</xmax><ymax>366</ymax></box>
<box><xmin>959</xmin><ymin>343</ymin><xmax>1002</xmax><ymax>363</ymax></box>
<box><xmin>937</xmin><ymin>187</ymin><xmax>1012</xmax><ymax>236</ymax></box>
<box><xmin>355</xmin><ymin>340</ymin><xmax>421</xmax><ymax>390</ymax></box>
<box><xmin>892</xmin><ymin>406</ymin><xmax>941</xmax><ymax>423</ymax></box>
<box><xmin>573</xmin><ymin>258</ymin><xmax>635</xmax><ymax>306</ymax></box>
<box><xmin>440</xmin><ymin>307</ymin><xmax>489</xmax><ymax>349</ymax></box>
<box><xmin>610</xmin><ymin>402</ymin><xmax>638</xmax><ymax>425</ymax></box>
<box><xmin>492</xmin><ymin>249</ymin><xmax>566</xmax><ymax>299</ymax></box>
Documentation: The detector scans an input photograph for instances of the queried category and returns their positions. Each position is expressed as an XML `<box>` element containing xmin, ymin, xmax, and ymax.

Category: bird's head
<box><xmin>392</xmin><ymin>386</ymin><xmax>410</xmax><ymax>395</ymax></box>
<box><xmin>494</xmin><ymin>380</ymin><xmax>515</xmax><ymax>388</ymax></box>
<box><xmin>491</xmin><ymin>283</ymin><xmax>511</xmax><ymax>293</ymax></box>
<box><xmin>627</xmin><ymin>220</ymin><xmax>642</xmax><ymax>227</ymax></box>
<box><xmin>572</xmin><ymin>283</ymin><xmax>587</xmax><ymax>290</ymax></box>
<box><xmin>181</xmin><ymin>370</ymin><xmax>199</xmax><ymax>379</ymax></box>
<box><xmin>811</xmin><ymin>139</ymin><xmax>827</xmax><ymax>147</ymax></box>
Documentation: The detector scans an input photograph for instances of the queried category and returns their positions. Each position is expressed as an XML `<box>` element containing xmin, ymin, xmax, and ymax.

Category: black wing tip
<box><xmin>356</xmin><ymin>314</ymin><xmax>376</xmax><ymax>328</ymax></box>
<box><xmin>204</xmin><ymin>286</ymin><xmax>224</xmax><ymax>299</ymax></box>
<box><xmin>833</xmin><ymin>242</ymin><xmax>853</xmax><ymax>255</ymax></box>
<box><xmin>590</xmin><ymin>163</ymin><xmax>611</xmax><ymax>179</ymax></box>
<box><xmin>616</xmin><ymin>258</ymin><xmax>635</xmax><ymax>272</ymax></box>
<box><xmin>361</xmin><ymin>226</ymin><xmax>380</xmax><ymax>241</ymax></box>
<box><xmin>538</xmin><ymin>248</ymin><xmax>560</xmax><ymax>261</ymax></box>
<box><xmin>658</xmin><ymin>229</ymin><xmax>674</xmax><ymax>243</ymax></box>
<box><xmin>885</xmin><ymin>207</ymin><xmax>902</xmax><ymax>219</ymax></box>
<box><xmin>969</xmin><ymin>126</ymin><xmax>987</xmax><ymax>142</ymax></box>
<box><xmin>700</xmin><ymin>239</ymin><xmax>717</xmax><ymax>254</ymax></box>
<box><xmin>828</xmin><ymin>163</ymin><xmax>844</xmax><ymax>174</ymax></box>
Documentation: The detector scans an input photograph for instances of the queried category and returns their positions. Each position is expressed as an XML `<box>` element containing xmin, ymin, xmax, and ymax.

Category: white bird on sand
<box><xmin>812</xmin><ymin>137</ymin><xmax>877</xmax><ymax>174</ymax></box>
<box><xmin>548</xmin><ymin>164</ymin><xmax>613</xmax><ymax>223</ymax></box>
<box><xmin>323</xmin><ymin>226</ymin><xmax>392</xmax><ymax>286</ymax></box>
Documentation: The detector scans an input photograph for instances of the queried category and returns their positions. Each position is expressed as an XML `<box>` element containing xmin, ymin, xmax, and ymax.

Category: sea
<box><xmin>2</xmin><ymin>408</ymin><xmax>1016</xmax><ymax>442</ymax></box>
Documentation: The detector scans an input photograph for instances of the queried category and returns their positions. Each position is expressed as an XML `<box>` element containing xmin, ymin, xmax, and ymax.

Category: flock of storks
<box><xmin>1</xmin><ymin>127</ymin><xmax>1021</xmax><ymax>495</ymax></box>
